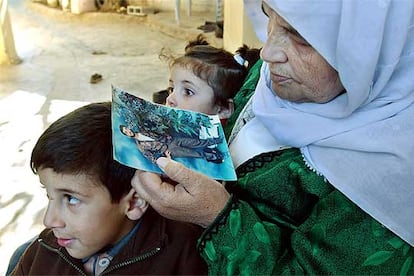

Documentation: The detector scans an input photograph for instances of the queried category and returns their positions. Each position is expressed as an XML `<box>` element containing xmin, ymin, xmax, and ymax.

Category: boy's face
<box><xmin>39</xmin><ymin>168</ymin><xmax>134</xmax><ymax>259</ymax></box>
<box><xmin>166</xmin><ymin>65</ymin><xmax>219</xmax><ymax>115</ymax></box>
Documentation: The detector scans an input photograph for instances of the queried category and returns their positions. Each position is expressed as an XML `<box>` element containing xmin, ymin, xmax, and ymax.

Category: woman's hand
<box><xmin>131</xmin><ymin>157</ymin><xmax>230</xmax><ymax>227</ymax></box>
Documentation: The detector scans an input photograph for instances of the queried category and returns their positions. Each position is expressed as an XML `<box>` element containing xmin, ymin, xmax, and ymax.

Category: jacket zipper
<box><xmin>39</xmin><ymin>239</ymin><xmax>87</xmax><ymax>275</ymax></box>
<box><xmin>39</xmin><ymin>239</ymin><xmax>162</xmax><ymax>275</ymax></box>
<box><xmin>102</xmin><ymin>247</ymin><xmax>161</xmax><ymax>274</ymax></box>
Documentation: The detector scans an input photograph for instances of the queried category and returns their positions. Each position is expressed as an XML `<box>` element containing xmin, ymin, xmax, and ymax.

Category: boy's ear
<box><xmin>123</xmin><ymin>188</ymin><xmax>149</xmax><ymax>220</ymax></box>
<box><xmin>217</xmin><ymin>99</ymin><xmax>234</xmax><ymax>120</ymax></box>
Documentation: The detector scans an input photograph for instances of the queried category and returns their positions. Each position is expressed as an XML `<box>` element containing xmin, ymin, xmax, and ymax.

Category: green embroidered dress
<box><xmin>197</xmin><ymin>61</ymin><xmax>414</xmax><ymax>275</ymax></box>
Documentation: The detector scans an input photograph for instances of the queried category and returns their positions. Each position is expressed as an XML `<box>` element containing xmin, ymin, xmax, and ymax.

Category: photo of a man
<box><xmin>111</xmin><ymin>86</ymin><xmax>236</xmax><ymax>181</ymax></box>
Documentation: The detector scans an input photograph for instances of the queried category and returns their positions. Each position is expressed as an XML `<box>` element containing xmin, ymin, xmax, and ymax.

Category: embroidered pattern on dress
<box><xmin>236</xmin><ymin>151</ymin><xmax>284</xmax><ymax>178</ymax></box>
<box><xmin>198</xmin><ymin>197</ymin><xmax>239</xmax><ymax>250</ymax></box>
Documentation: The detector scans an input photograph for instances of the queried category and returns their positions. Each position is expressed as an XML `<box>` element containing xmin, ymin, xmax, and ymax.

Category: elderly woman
<box><xmin>132</xmin><ymin>0</ymin><xmax>414</xmax><ymax>274</ymax></box>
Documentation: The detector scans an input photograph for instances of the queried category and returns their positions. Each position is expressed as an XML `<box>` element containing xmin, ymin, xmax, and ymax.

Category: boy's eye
<box><xmin>65</xmin><ymin>194</ymin><xmax>80</xmax><ymax>205</ymax></box>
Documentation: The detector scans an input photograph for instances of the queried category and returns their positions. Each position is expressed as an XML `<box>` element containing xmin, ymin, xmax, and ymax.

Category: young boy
<box><xmin>9</xmin><ymin>102</ymin><xmax>207</xmax><ymax>275</ymax></box>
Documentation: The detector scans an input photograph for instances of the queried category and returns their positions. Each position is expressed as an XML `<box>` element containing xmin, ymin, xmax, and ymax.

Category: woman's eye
<box><xmin>288</xmin><ymin>32</ymin><xmax>310</xmax><ymax>46</ymax></box>
<box><xmin>293</xmin><ymin>36</ymin><xmax>310</xmax><ymax>46</ymax></box>
<box><xmin>65</xmin><ymin>194</ymin><xmax>80</xmax><ymax>205</ymax></box>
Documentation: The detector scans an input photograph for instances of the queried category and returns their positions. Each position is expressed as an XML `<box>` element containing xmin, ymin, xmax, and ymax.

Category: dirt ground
<box><xmin>0</xmin><ymin>0</ymin><xmax>217</xmax><ymax>273</ymax></box>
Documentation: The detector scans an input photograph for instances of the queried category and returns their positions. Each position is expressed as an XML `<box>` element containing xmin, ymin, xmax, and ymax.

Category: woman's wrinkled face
<box><xmin>260</xmin><ymin>2</ymin><xmax>344</xmax><ymax>103</ymax></box>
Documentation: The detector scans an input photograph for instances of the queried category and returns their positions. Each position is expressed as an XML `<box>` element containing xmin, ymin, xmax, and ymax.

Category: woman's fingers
<box><xmin>131</xmin><ymin>170</ymin><xmax>175</xmax><ymax>205</ymax></box>
<box><xmin>132</xmin><ymin>158</ymin><xmax>231</xmax><ymax>227</ymax></box>
<box><xmin>156</xmin><ymin>157</ymin><xmax>215</xmax><ymax>193</ymax></box>
<box><xmin>156</xmin><ymin>157</ymin><xmax>231</xmax><ymax>226</ymax></box>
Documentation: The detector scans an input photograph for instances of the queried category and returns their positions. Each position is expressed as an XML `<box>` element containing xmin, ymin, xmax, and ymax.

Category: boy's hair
<box><xmin>30</xmin><ymin>102</ymin><xmax>135</xmax><ymax>203</ymax></box>
<box><xmin>160</xmin><ymin>34</ymin><xmax>260</xmax><ymax>107</ymax></box>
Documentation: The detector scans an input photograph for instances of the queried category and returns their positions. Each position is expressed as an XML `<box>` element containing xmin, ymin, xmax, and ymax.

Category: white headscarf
<box><xmin>240</xmin><ymin>0</ymin><xmax>414</xmax><ymax>246</ymax></box>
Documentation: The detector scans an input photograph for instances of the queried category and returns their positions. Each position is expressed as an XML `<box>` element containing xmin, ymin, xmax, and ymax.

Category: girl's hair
<box><xmin>160</xmin><ymin>34</ymin><xmax>260</xmax><ymax>107</ymax></box>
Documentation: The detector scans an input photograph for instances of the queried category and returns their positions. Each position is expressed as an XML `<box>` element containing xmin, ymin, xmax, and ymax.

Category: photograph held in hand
<box><xmin>111</xmin><ymin>86</ymin><xmax>237</xmax><ymax>181</ymax></box>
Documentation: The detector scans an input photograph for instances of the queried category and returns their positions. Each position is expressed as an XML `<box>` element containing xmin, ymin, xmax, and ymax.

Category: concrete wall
<box><xmin>0</xmin><ymin>0</ymin><xmax>21</xmax><ymax>64</ymax></box>
<box><xmin>130</xmin><ymin>0</ymin><xmax>215</xmax><ymax>13</ymax></box>
<box><xmin>223</xmin><ymin>0</ymin><xmax>262</xmax><ymax>53</ymax></box>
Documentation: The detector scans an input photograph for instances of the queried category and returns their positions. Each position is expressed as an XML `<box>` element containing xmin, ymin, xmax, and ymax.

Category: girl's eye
<box><xmin>184</xmin><ymin>88</ymin><xmax>195</xmax><ymax>96</ymax></box>
<box><xmin>65</xmin><ymin>194</ymin><xmax>80</xmax><ymax>205</ymax></box>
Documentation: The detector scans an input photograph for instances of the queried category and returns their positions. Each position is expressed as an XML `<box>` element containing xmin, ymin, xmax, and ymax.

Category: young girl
<box><xmin>158</xmin><ymin>35</ymin><xmax>260</xmax><ymax>124</ymax></box>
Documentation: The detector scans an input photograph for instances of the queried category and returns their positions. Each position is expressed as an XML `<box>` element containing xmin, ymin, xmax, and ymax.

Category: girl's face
<box><xmin>166</xmin><ymin>65</ymin><xmax>220</xmax><ymax>115</ymax></box>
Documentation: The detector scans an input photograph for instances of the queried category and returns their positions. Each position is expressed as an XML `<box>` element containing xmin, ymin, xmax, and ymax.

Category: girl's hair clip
<box><xmin>233</xmin><ymin>54</ymin><xmax>247</xmax><ymax>67</ymax></box>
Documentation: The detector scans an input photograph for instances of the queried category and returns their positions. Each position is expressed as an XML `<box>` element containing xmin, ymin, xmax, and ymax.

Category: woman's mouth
<box><xmin>271</xmin><ymin>73</ymin><xmax>291</xmax><ymax>83</ymax></box>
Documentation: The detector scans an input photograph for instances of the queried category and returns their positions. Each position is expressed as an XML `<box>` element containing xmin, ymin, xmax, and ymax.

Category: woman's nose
<box><xmin>260</xmin><ymin>32</ymin><xmax>288</xmax><ymax>64</ymax></box>
<box><xmin>43</xmin><ymin>203</ymin><xmax>65</xmax><ymax>229</ymax></box>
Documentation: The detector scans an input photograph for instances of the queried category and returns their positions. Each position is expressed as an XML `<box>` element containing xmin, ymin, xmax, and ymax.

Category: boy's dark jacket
<box><xmin>10</xmin><ymin>207</ymin><xmax>207</xmax><ymax>275</ymax></box>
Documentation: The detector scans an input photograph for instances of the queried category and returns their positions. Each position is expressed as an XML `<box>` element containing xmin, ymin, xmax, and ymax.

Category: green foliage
<box><xmin>113</xmin><ymin>87</ymin><xmax>214</xmax><ymax>139</ymax></box>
